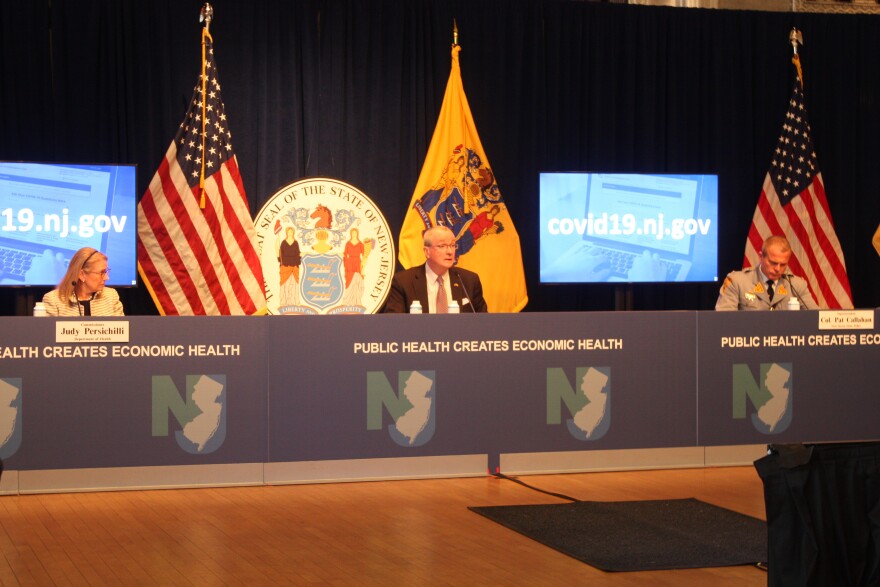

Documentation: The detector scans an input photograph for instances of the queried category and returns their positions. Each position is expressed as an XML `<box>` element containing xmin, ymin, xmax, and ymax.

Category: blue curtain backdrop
<box><xmin>2</xmin><ymin>0</ymin><xmax>879</xmax><ymax>314</ymax></box>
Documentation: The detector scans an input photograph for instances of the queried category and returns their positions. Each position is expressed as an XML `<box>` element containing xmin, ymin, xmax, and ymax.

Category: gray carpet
<box><xmin>469</xmin><ymin>498</ymin><xmax>767</xmax><ymax>572</ymax></box>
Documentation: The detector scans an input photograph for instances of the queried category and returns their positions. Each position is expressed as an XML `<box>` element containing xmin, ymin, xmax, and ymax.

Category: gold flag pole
<box><xmin>790</xmin><ymin>28</ymin><xmax>804</xmax><ymax>86</ymax></box>
<box><xmin>198</xmin><ymin>3</ymin><xmax>214</xmax><ymax>208</ymax></box>
<box><xmin>200</xmin><ymin>2</ymin><xmax>213</xmax><ymax>33</ymax></box>
<box><xmin>453</xmin><ymin>19</ymin><xmax>459</xmax><ymax>47</ymax></box>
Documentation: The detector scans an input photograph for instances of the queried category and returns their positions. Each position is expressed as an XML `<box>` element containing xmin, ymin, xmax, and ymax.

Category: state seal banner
<box><xmin>398</xmin><ymin>44</ymin><xmax>528</xmax><ymax>313</ymax></box>
<box><xmin>137</xmin><ymin>28</ymin><xmax>266</xmax><ymax>316</ymax></box>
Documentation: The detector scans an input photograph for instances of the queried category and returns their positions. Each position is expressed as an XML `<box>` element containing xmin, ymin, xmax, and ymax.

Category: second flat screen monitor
<box><xmin>539</xmin><ymin>173</ymin><xmax>718</xmax><ymax>283</ymax></box>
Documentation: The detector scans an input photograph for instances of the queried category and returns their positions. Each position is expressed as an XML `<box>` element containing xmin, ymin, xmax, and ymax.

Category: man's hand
<box><xmin>541</xmin><ymin>243</ymin><xmax>612</xmax><ymax>282</ymax></box>
<box><xmin>627</xmin><ymin>250</ymin><xmax>665</xmax><ymax>281</ymax></box>
<box><xmin>25</xmin><ymin>249</ymin><xmax>67</xmax><ymax>284</ymax></box>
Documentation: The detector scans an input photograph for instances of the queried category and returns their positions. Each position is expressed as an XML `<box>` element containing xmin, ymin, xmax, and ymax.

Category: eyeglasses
<box><xmin>430</xmin><ymin>243</ymin><xmax>457</xmax><ymax>251</ymax></box>
<box><xmin>85</xmin><ymin>268</ymin><xmax>111</xmax><ymax>277</ymax></box>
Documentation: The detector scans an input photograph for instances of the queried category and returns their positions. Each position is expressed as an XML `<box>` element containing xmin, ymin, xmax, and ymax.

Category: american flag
<box><xmin>137</xmin><ymin>29</ymin><xmax>266</xmax><ymax>315</ymax></box>
<box><xmin>744</xmin><ymin>55</ymin><xmax>853</xmax><ymax>309</ymax></box>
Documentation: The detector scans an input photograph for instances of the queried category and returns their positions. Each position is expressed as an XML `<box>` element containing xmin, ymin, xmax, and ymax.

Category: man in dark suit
<box><xmin>383</xmin><ymin>226</ymin><xmax>488</xmax><ymax>313</ymax></box>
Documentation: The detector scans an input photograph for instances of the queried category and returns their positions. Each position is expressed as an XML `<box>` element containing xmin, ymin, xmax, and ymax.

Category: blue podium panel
<box><xmin>2</xmin><ymin>311</ymin><xmax>875</xmax><ymax>482</ymax></box>
<box><xmin>266</xmin><ymin>312</ymin><xmax>697</xmax><ymax>463</ymax></box>
<box><xmin>0</xmin><ymin>317</ymin><xmax>268</xmax><ymax>470</ymax></box>
<box><xmin>479</xmin><ymin>311</ymin><xmax>698</xmax><ymax>455</ymax></box>
<box><xmin>697</xmin><ymin>310</ymin><xmax>880</xmax><ymax>446</ymax></box>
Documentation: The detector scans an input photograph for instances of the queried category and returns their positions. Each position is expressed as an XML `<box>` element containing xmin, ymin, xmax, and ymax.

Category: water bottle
<box><xmin>448</xmin><ymin>300</ymin><xmax>460</xmax><ymax>314</ymax></box>
<box><xmin>787</xmin><ymin>297</ymin><xmax>800</xmax><ymax>311</ymax></box>
<box><xmin>33</xmin><ymin>302</ymin><xmax>47</xmax><ymax>317</ymax></box>
<box><xmin>409</xmin><ymin>300</ymin><xmax>423</xmax><ymax>314</ymax></box>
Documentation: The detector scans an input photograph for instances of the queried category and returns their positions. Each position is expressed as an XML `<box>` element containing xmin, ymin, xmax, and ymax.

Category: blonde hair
<box><xmin>762</xmin><ymin>235</ymin><xmax>791</xmax><ymax>256</ymax></box>
<box><xmin>56</xmin><ymin>247</ymin><xmax>107</xmax><ymax>301</ymax></box>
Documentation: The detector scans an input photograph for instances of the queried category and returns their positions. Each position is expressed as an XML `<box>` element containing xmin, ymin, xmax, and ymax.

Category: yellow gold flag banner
<box><xmin>873</xmin><ymin>224</ymin><xmax>880</xmax><ymax>257</ymax></box>
<box><xmin>398</xmin><ymin>45</ymin><xmax>527</xmax><ymax>312</ymax></box>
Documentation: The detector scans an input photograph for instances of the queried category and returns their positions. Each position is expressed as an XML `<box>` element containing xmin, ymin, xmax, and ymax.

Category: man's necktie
<box><xmin>436</xmin><ymin>276</ymin><xmax>448</xmax><ymax>314</ymax></box>
<box><xmin>766</xmin><ymin>280</ymin><xmax>775</xmax><ymax>302</ymax></box>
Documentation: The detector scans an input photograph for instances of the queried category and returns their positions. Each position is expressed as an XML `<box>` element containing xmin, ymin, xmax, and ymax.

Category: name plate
<box><xmin>56</xmin><ymin>321</ymin><xmax>130</xmax><ymax>343</ymax></box>
<box><xmin>818</xmin><ymin>310</ymin><xmax>875</xmax><ymax>330</ymax></box>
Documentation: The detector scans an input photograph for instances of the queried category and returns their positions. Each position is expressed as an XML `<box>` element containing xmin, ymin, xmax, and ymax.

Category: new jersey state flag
<box><xmin>398</xmin><ymin>44</ymin><xmax>527</xmax><ymax>313</ymax></box>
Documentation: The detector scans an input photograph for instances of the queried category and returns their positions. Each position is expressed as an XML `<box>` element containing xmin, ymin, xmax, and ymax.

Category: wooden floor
<box><xmin>0</xmin><ymin>466</ymin><xmax>767</xmax><ymax>586</ymax></box>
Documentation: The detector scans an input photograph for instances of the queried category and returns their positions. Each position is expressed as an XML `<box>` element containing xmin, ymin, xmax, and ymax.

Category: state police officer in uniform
<box><xmin>716</xmin><ymin>235</ymin><xmax>819</xmax><ymax>311</ymax></box>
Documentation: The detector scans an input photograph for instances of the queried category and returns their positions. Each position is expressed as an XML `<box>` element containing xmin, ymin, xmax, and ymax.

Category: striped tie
<box><xmin>436</xmin><ymin>276</ymin><xmax>448</xmax><ymax>314</ymax></box>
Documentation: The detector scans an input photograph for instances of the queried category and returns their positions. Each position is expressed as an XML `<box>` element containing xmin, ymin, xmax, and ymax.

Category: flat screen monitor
<box><xmin>540</xmin><ymin>173</ymin><xmax>718</xmax><ymax>283</ymax></box>
<box><xmin>0</xmin><ymin>162</ymin><xmax>138</xmax><ymax>287</ymax></box>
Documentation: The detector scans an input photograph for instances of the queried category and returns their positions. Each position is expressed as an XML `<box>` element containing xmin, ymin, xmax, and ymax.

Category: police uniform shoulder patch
<box><xmin>720</xmin><ymin>275</ymin><xmax>733</xmax><ymax>293</ymax></box>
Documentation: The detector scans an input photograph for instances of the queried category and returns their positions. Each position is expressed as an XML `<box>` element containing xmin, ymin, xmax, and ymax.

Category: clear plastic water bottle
<box><xmin>33</xmin><ymin>302</ymin><xmax>48</xmax><ymax>316</ymax></box>
<box><xmin>448</xmin><ymin>300</ymin><xmax>460</xmax><ymax>314</ymax></box>
<box><xmin>409</xmin><ymin>300</ymin><xmax>423</xmax><ymax>314</ymax></box>
<box><xmin>787</xmin><ymin>297</ymin><xmax>800</xmax><ymax>311</ymax></box>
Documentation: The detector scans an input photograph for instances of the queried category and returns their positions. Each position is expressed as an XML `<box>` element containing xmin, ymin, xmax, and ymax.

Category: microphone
<box><xmin>783</xmin><ymin>273</ymin><xmax>808</xmax><ymax>307</ymax></box>
<box><xmin>453</xmin><ymin>269</ymin><xmax>476</xmax><ymax>313</ymax></box>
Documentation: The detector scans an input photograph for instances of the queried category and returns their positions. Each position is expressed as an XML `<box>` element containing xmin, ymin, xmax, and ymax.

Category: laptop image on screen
<box><xmin>0</xmin><ymin>163</ymin><xmax>115</xmax><ymax>284</ymax></box>
<box><xmin>576</xmin><ymin>174</ymin><xmax>703</xmax><ymax>282</ymax></box>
